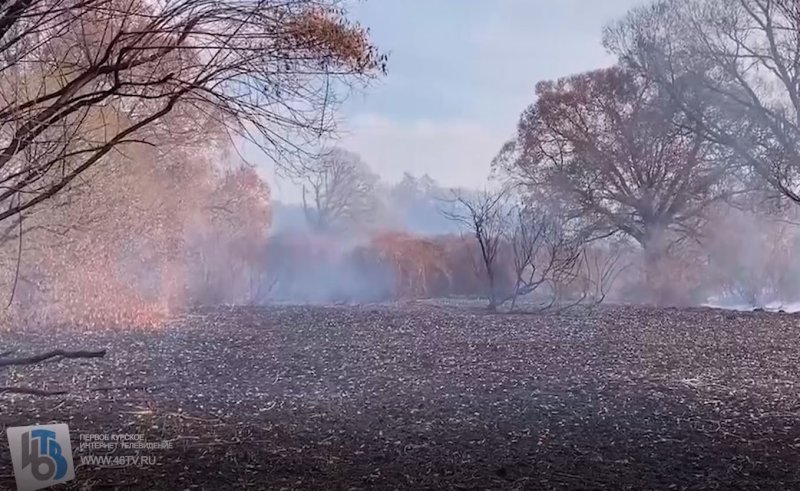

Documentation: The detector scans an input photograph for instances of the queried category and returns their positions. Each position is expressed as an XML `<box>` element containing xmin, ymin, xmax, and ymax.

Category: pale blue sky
<box><xmin>268</xmin><ymin>0</ymin><xmax>647</xmax><ymax>202</ymax></box>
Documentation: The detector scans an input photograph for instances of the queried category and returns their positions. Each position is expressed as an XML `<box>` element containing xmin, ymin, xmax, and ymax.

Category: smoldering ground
<box><xmin>2</xmin><ymin>304</ymin><xmax>800</xmax><ymax>489</ymax></box>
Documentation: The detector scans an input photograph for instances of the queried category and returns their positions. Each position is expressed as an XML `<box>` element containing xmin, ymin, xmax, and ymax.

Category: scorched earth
<box><xmin>1</xmin><ymin>303</ymin><xmax>799</xmax><ymax>489</ymax></box>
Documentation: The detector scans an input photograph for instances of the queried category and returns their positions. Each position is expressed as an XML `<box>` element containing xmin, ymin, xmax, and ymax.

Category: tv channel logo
<box><xmin>7</xmin><ymin>424</ymin><xmax>75</xmax><ymax>491</ymax></box>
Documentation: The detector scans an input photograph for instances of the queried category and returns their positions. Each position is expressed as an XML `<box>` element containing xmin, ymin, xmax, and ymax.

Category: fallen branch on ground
<box><xmin>90</xmin><ymin>384</ymin><xmax>164</xmax><ymax>392</ymax></box>
<box><xmin>0</xmin><ymin>383</ymin><xmax>165</xmax><ymax>397</ymax></box>
<box><xmin>0</xmin><ymin>349</ymin><xmax>106</xmax><ymax>368</ymax></box>
<box><xmin>0</xmin><ymin>387</ymin><xmax>69</xmax><ymax>396</ymax></box>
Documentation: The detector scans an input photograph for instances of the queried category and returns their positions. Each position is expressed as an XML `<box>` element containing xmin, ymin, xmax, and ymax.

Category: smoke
<box><xmin>0</xmin><ymin>147</ymin><xmax>272</xmax><ymax>329</ymax></box>
<box><xmin>700</xmin><ymin>204</ymin><xmax>800</xmax><ymax>311</ymax></box>
<box><xmin>597</xmin><ymin>199</ymin><xmax>800</xmax><ymax>310</ymax></box>
<box><xmin>7</xmin><ymin>157</ymin><xmax>800</xmax><ymax>325</ymax></box>
<box><xmin>263</xmin><ymin>232</ymin><xmax>395</xmax><ymax>303</ymax></box>
<box><xmin>262</xmin><ymin>171</ymin><xmax>488</xmax><ymax>304</ymax></box>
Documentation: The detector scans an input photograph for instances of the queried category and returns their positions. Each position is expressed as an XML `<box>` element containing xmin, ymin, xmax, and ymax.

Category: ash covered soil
<box><xmin>2</xmin><ymin>304</ymin><xmax>800</xmax><ymax>490</ymax></box>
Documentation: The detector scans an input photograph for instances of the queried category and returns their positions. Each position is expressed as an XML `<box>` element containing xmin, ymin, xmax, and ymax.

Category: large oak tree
<box><xmin>497</xmin><ymin>66</ymin><xmax>730</xmax><ymax>271</ymax></box>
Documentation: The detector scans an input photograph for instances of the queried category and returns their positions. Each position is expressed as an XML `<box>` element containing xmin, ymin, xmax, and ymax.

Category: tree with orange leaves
<box><xmin>0</xmin><ymin>122</ymin><xmax>274</xmax><ymax>327</ymax></box>
<box><xmin>0</xmin><ymin>0</ymin><xmax>384</xmax><ymax>228</ymax></box>
<box><xmin>497</xmin><ymin>66</ymin><xmax>730</xmax><ymax>299</ymax></box>
<box><xmin>186</xmin><ymin>165</ymin><xmax>272</xmax><ymax>306</ymax></box>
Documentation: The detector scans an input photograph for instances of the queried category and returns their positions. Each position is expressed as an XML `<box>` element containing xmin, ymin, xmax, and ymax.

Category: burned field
<box><xmin>1</xmin><ymin>304</ymin><xmax>800</xmax><ymax>490</ymax></box>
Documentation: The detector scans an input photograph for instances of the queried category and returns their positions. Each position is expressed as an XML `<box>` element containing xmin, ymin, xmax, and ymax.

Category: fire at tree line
<box><xmin>1</xmin><ymin>0</ymin><xmax>800</xmax><ymax>328</ymax></box>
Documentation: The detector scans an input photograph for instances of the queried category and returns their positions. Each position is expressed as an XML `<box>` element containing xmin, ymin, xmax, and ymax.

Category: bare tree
<box><xmin>505</xmin><ymin>204</ymin><xmax>585</xmax><ymax>310</ymax></box>
<box><xmin>442</xmin><ymin>189</ymin><xmax>617</xmax><ymax>311</ymax></box>
<box><xmin>606</xmin><ymin>0</ymin><xmax>800</xmax><ymax>204</ymax></box>
<box><xmin>577</xmin><ymin>240</ymin><xmax>629</xmax><ymax>306</ymax></box>
<box><xmin>0</xmin><ymin>0</ymin><xmax>384</xmax><ymax>230</ymax></box>
<box><xmin>442</xmin><ymin>188</ymin><xmax>510</xmax><ymax>311</ymax></box>
<box><xmin>297</xmin><ymin>147</ymin><xmax>379</xmax><ymax>232</ymax></box>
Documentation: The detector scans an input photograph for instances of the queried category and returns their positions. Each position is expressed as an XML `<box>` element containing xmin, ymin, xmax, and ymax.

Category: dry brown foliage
<box><xmin>261</xmin><ymin>231</ymin><xmax>517</xmax><ymax>302</ymax></box>
<box><xmin>0</xmin><ymin>130</ymin><xmax>272</xmax><ymax>328</ymax></box>
<box><xmin>0</xmin><ymin>0</ymin><xmax>384</xmax><ymax>225</ymax></box>
<box><xmin>355</xmin><ymin>232</ymin><xmax>453</xmax><ymax>300</ymax></box>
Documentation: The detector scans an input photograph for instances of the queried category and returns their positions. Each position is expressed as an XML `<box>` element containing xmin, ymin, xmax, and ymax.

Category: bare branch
<box><xmin>0</xmin><ymin>348</ymin><xmax>106</xmax><ymax>367</ymax></box>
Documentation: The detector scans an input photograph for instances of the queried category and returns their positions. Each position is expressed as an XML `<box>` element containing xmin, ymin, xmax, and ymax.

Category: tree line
<box><xmin>239</xmin><ymin>0</ymin><xmax>800</xmax><ymax>311</ymax></box>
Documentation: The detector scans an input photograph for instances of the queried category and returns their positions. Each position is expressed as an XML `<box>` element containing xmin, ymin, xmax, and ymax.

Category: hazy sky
<box><xmin>268</xmin><ymin>0</ymin><xmax>647</xmax><ymax>202</ymax></box>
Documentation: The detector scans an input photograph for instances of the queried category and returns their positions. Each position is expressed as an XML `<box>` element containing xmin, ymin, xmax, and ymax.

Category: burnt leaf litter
<box><xmin>1</xmin><ymin>303</ymin><xmax>800</xmax><ymax>489</ymax></box>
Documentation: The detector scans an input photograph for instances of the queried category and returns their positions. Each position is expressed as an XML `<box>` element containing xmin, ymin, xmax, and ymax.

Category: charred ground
<box><xmin>1</xmin><ymin>304</ymin><xmax>799</xmax><ymax>490</ymax></box>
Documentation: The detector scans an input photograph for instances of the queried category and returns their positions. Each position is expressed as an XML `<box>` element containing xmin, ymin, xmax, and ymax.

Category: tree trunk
<box><xmin>642</xmin><ymin>226</ymin><xmax>668</xmax><ymax>304</ymax></box>
<box><xmin>486</xmin><ymin>268</ymin><xmax>498</xmax><ymax>311</ymax></box>
<box><xmin>510</xmin><ymin>283</ymin><xmax>520</xmax><ymax>311</ymax></box>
